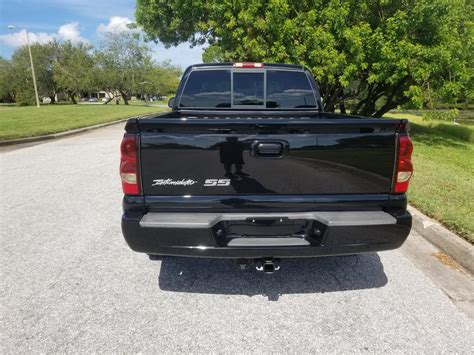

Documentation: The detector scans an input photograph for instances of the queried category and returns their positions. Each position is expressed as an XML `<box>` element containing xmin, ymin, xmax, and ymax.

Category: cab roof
<box><xmin>188</xmin><ymin>62</ymin><xmax>306</xmax><ymax>71</ymax></box>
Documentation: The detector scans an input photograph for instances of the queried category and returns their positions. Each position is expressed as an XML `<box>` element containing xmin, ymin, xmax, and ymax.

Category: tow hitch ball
<box><xmin>255</xmin><ymin>258</ymin><xmax>281</xmax><ymax>274</ymax></box>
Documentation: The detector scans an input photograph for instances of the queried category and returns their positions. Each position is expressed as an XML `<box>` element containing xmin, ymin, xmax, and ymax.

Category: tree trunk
<box><xmin>49</xmin><ymin>95</ymin><xmax>56</xmax><ymax>104</ymax></box>
<box><xmin>120</xmin><ymin>91</ymin><xmax>129</xmax><ymax>105</ymax></box>
<box><xmin>373</xmin><ymin>96</ymin><xmax>409</xmax><ymax>117</ymax></box>
<box><xmin>322</xmin><ymin>85</ymin><xmax>343</xmax><ymax>113</ymax></box>
<box><xmin>69</xmin><ymin>92</ymin><xmax>77</xmax><ymax>104</ymax></box>
<box><xmin>372</xmin><ymin>102</ymin><xmax>397</xmax><ymax>117</ymax></box>
<box><xmin>360</xmin><ymin>98</ymin><xmax>377</xmax><ymax>117</ymax></box>
<box><xmin>339</xmin><ymin>101</ymin><xmax>346</xmax><ymax>114</ymax></box>
<box><xmin>371</xmin><ymin>79</ymin><xmax>409</xmax><ymax>117</ymax></box>
<box><xmin>324</xmin><ymin>102</ymin><xmax>335</xmax><ymax>112</ymax></box>
<box><xmin>352</xmin><ymin>85</ymin><xmax>386</xmax><ymax>117</ymax></box>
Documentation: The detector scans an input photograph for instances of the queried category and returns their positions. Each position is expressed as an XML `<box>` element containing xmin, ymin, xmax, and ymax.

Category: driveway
<box><xmin>1</xmin><ymin>124</ymin><xmax>472</xmax><ymax>352</ymax></box>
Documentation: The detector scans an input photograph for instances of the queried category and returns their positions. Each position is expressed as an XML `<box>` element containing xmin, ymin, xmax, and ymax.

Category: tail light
<box><xmin>393</xmin><ymin>131</ymin><xmax>413</xmax><ymax>193</ymax></box>
<box><xmin>120</xmin><ymin>133</ymin><xmax>140</xmax><ymax>195</ymax></box>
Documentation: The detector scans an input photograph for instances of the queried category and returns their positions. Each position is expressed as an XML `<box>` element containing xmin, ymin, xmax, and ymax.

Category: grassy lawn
<box><xmin>0</xmin><ymin>103</ymin><xmax>168</xmax><ymax>140</ymax></box>
<box><xmin>385</xmin><ymin>112</ymin><xmax>474</xmax><ymax>243</ymax></box>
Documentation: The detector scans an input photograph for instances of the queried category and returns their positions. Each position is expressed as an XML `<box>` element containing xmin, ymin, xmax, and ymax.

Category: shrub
<box><xmin>422</xmin><ymin>109</ymin><xmax>460</xmax><ymax>122</ymax></box>
<box><xmin>411</xmin><ymin>121</ymin><xmax>474</xmax><ymax>144</ymax></box>
<box><xmin>15</xmin><ymin>90</ymin><xmax>36</xmax><ymax>106</ymax></box>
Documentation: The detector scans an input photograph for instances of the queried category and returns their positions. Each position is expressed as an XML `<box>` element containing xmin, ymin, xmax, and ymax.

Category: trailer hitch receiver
<box><xmin>255</xmin><ymin>258</ymin><xmax>281</xmax><ymax>274</ymax></box>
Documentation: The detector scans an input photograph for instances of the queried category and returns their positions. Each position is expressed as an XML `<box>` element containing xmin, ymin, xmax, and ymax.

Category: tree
<box><xmin>52</xmin><ymin>41</ymin><xmax>96</xmax><ymax>104</ymax></box>
<box><xmin>136</xmin><ymin>0</ymin><xmax>473</xmax><ymax>116</ymax></box>
<box><xmin>0</xmin><ymin>57</ymin><xmax>15</xmax><ymax>103</ymax></box>
<box><xmin>202</xmin><ymin>45</ymin><xmax>225</xmax><ymax>63</ymax></box>
<box><xmin>95</xmin><ymin>31</ymin><xmax>152</xmax><ymax>105</ymax></box>
<box><xmin>139</xmin><ymin>62</ymin><xmax>181</xmax><ymax>99</ymax></box>
<box><xmin>4</xmin><ymin>40</ymin><xmax>97</xmax><ymax>105</ymax></box>
<box><xmin>10</xmin><ymin>42</ymin><xmax>59</xmax><ymax>105</ymax></box>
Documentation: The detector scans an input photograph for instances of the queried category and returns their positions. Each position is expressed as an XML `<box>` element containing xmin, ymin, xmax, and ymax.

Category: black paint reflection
<box><xmin>218</xmin><ymin>137</ymin><xmax>275</xmax><ymax>193</ymax></box>
<box><xmin>229</xmin><ymin>176</ymin><xmax>275</xmax><ymax>194</ymax></box>
<box><xmin>218</xmin><ymin>137</ymin><xmax>247</xmax><ymax>178</ymax></box>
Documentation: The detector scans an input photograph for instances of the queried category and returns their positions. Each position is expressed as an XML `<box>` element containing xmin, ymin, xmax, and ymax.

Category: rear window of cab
<box><xmin>179</xmin><ymin>69</ymin><xmax>318</xmax><ymax>109</ymax></box>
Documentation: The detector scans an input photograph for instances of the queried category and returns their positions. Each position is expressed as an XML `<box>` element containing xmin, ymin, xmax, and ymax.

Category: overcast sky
<box><xmin>0</xmin><ymin>0</ymin><xmax>204</xmax><ymax>69</ymax></box>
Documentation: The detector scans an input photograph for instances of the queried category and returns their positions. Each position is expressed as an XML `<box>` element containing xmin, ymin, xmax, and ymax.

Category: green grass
<box><xmin>385</xmin><ymin>112</ymin><xmax>474</xmax><ymax>243</ymax></box>
<box><xmin>0</xmin><ymin>103</ymin><xmax>168</xmax><ymax>140</ymax></box>
<box><xmin>129</xmin><ymin>98</ymin><xmax>170</xmax><ymax>106</ymax></box>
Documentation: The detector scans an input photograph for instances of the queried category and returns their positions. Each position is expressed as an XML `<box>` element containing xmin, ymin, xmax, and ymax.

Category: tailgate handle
<box><xmin>251</xmin><ymin>141</ymin><xmax>289</xmax><ymax>158</ymax></box>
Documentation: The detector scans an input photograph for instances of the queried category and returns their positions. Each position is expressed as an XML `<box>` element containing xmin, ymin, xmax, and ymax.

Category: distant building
<box><xmin>84</xmin><ymin>91</ymin><xmax>115</xmax><ymax>101</ymax></box>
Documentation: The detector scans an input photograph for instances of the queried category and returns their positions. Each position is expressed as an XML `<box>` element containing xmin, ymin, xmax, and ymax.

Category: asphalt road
<box><xmin>1</xmin><ymin>124</ymin><xmax>473</xmax><ymax>352</ymax></box>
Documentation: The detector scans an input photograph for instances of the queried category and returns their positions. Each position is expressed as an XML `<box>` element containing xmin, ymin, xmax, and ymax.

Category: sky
<box><xmin>0</xmin><ymin>0</ymin><xmax>204</xmax><ymax>69</ymax></box>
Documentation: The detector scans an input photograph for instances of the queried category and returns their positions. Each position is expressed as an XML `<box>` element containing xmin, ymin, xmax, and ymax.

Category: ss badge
<box><xmin>204</xmin><ymin>179</ymin><xmax>231</xmax><ymax>187</ymax></box>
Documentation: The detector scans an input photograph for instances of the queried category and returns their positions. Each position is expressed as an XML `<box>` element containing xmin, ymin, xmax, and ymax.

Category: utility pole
<box><xmin>8</xmin><ymin>25</ymin><xmax>40</xmax><ymax>108</ymax></box>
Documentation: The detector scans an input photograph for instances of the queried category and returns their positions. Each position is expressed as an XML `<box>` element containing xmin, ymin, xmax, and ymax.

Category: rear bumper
<box><xmin>122</xmin><ymin>210</ymin><xmax>412</xmax><ymax>258</ymax></box>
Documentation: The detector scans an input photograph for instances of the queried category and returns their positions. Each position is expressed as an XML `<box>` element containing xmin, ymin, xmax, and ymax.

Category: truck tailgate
<box><xmin>138</xmin><ymin>116</ymin><xmax>401</xmax><ymax>195</ymax></box>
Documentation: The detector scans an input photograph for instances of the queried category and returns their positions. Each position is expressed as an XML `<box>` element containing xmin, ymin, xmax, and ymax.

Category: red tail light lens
<box><xmin>120</xmin><ymin>133</ymin><xmax>140</xmax><ymax>195</ymax></box>
<box><xmin>394</xmin><ymin>135</ymin><xmax>413</xmax><ymax>193</ymax></box>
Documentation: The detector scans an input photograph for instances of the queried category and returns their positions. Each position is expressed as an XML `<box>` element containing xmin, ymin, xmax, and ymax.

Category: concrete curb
<box><xmin>0</xmin><ymin>118</ymin><xmax>130</xmax><ymax>147</ymax></box>
<box><xmin>408</xmin><ymin>205</ymin><xmax>474</xmax><ymax>274</ymax></box>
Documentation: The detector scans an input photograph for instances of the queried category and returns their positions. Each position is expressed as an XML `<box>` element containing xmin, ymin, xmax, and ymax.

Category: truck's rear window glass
<box><xmin>180</xmin><ymin>70</ymin><xmax>231</xmax><ymax>108</ymax></box>
<box><xmin>233</xmin><ymin>72</ymin><xmax>264</xmax><ymax>106</ymax></box>
<box><xmin>266</xmin><ymin>71</ymin><xmax>317</xmax><ymax>108</ymax></box>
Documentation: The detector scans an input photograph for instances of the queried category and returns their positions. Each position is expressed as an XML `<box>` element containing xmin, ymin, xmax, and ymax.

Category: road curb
<box><xmin>408</xmin><ymin>205</ymin><xmax>474</xmax><ymax>274</ymax></box>
<box><xmin>0</xmin><ymin>118</ymin><xmax>130</xmax><ymax>147</ymax></box>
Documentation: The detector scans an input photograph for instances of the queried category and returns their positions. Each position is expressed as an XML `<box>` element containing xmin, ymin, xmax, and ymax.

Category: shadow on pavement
<box><xmin>158</xmin><ymin>254</ymin><xmax>387</xmax><ymax>300</ymax></box>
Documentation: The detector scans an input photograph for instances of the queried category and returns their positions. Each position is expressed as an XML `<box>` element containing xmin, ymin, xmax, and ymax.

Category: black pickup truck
<box><xmin>120</xmin><ymin>63</ymin><xmax>413</xmax><ymax>271</ymax></box>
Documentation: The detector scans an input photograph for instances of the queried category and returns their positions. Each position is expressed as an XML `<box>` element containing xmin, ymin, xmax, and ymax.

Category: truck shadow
<box><xmin>157</xmin><ymin>254</ymin><xmax>387</xmax><ymax>300</ymax></box>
